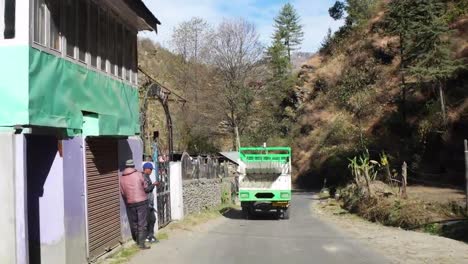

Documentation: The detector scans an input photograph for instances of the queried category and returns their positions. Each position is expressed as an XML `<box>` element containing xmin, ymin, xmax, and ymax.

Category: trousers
<box><xmin>147</xmin><ymin>207</ymin><xmax>156</xmax><ymax>238</ymax></box>
<box><xmin>126</xmin><ymin>200</ymin><xmax>148</xmax><ymax>246</ymax></box>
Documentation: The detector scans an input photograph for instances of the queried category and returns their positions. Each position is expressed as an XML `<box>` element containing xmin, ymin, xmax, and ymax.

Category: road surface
<box><xmin>129</xmin><ymin>192</ymin><xmax>388</xmax><ymax>264</ymax></box>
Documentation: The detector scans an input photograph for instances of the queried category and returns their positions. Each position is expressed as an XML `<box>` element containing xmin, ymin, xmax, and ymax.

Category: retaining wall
<box><xmin>182</xmin><ymin>179</ymin><xmax>222</xmax><ymax>215</ymax></box>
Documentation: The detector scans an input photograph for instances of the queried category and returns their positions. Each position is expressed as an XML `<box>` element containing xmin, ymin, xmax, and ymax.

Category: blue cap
<box><xmin>143</xmin><ymin>162</ymin><xmax>154</xmax><ymax>170</ymax></box>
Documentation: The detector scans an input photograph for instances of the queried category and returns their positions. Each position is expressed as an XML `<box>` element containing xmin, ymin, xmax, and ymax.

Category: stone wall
<box><xmin>182</xmin><ymin>177</ymin><xmax>237</xmax><ymax>216</ymax></box>
<box><xmin>182</xmin><ymin>178</ymin><xmax>222</xmax><ymax>215</ymax></box>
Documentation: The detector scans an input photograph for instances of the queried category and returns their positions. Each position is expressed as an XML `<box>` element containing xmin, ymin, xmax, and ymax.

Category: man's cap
<box><xmin>143</xmin><ymin>162</ymin><xmax>154</xmax><ymax>170</ymax></box>
<box><xmin>125</xmin><ymin>159</ymin><xmax>135</xmax><ymax>167</ymax></box>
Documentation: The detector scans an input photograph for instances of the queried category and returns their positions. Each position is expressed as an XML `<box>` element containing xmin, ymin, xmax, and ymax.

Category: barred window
<box><xmin>98</xmin><ymin>8</ymin><xmax>107</xmax><ymax>71</ymax></box>
<box><xmin>48</xmin><ymin>0</ymin><xmax>61</xmax><ymax>51</ymax></box>
<box><xmin>30</xmin><ymin>0</ymin><xmax>139</xmax><ymax>86</ymax></box>
<box><xmin>64</xmin><ymin>0</ymin><xmax>76</xmax><ymax>58</ymax></box>
<box><xmin>33</xmin><ymin>0</ymin><xmax>46</xmax><ymax>45</ymax></box>
<box><xmin>115</xmin><ymin>23</ymin><xmax>123</xmax><ymax>78</ymax></box>
<box><xmin>89</xmin><ymin>1</ymin><xmax>98</xmax><ymax>68</ymax></box>
<box><xmin>108</xmin><ymin>19</ymin><xmax>116</xmax><ymax>75</ymax></box>
<box><xmin>77</xmin><ymin>0</ymin><xmax>88</xmax><ymax>62</ymax></box>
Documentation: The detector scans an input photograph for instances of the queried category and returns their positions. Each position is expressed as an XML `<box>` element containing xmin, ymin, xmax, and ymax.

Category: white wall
<box><xmin>0</xmin><ymin>132</ymin><xmax>17</xmax><ymax>263</ymax></box>
<box><xmin>15</xmin><ymin>134</ymin><xmax>28</xmax><ymax>264</ymax></box>
<box><xmin>170</xmin><ymin>162</ymin><xmax>184</xmax><ymax>221</ymax></box>
<box><xmin>38</xmin><ymin>152</ymin><xmax>66</xmax><ymax>264</ymax></box>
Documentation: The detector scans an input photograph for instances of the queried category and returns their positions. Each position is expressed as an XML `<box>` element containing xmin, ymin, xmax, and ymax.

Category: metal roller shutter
<box><xmin>86</xmin><ymin>138</ymin><xmax>121</xmax><ymax>260</ymax></box>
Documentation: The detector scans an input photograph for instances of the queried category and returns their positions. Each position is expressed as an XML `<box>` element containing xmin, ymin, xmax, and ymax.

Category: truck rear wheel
<box><xmin>282</xmin><ymin>207</ymin><xmax>290</xmax><ymax>220</ymax></box>
<box><xmin>241</xmin><ymin>206</ymin><xmax>250</xmax><ymax>219</ymax></box>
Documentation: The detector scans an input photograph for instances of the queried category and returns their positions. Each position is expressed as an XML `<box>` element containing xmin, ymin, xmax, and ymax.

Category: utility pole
<box><xmin>464</xmin><ymin>140</ymin><xmax>468</xmax><ymax>213</ymax></box>
<box><xmin>401</xmin><ymin>162</ymin><xmax>408</xmax><ymax>199</ymax></box>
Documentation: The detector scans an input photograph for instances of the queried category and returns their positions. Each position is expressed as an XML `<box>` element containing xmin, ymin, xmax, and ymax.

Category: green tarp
<box><xmin>29</xmin><ymin>48</ymin><xmax>140</xmax><ymax>136</ymax></box>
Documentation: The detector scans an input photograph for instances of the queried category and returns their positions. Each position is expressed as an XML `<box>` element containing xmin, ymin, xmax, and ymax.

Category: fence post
<box><xmin>401</xmin><ymin>162</ymin><xmax>408</xmax><ymax>199</ymax></box>
<box><xmin>464</xmin><ymin>140</ymin><xmax>468</xmax><ymax>213</ymax></box>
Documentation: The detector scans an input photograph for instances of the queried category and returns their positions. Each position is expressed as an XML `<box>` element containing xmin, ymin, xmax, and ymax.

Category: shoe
<box><xmin>149</xmin><ymin>237</ymin><xmax>159</xmax><ymax>243</ymax></box>
<box><xmin>145</xmin><ymin>238</ymin><xmax>150</xmax><ymax>242</ymax></box>
<box><xmin>139</xmin><ymin>244</ymin><xmax>151</xmax><ymax>250</ymax></box>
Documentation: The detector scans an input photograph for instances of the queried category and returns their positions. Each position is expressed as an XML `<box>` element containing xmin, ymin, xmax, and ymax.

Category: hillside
<box><xmin>293</xmin><ymin>1</ymin><xmax>468</xmax><ymax>188</ymax></box>
<box><xmin>137</xmin><ymin>39</ymin><xmax>229</xmax><ymax>156</ymax></box>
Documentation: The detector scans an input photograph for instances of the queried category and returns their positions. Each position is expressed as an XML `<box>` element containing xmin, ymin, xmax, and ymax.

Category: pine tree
<box><xmin>264</xmin><ymin>35</ymin><xmax>295</xmax><ymax>137</ymax></box>
<box><xmin>267</xmin><ymin>37</ymin><xmax>290</xmax><ymax>77</ymax></box>
<box><xmin>384</xmin><ymin>0</ymin><xmax>416</xmax><ymax>124</ymax></box>
<box><xmin>273</xmin><ymin>3</ymin><xmax>304</xmax><ymax>61</ymax></box>
<box><xmin>405</xmin><ymin>0</ymin><xmax>463</xmax><ymax>125</ymax></box>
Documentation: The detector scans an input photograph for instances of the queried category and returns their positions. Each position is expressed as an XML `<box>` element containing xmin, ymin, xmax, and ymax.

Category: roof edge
<box><xmin>123</xmin><ymin>0</ymin><xmax>161</xmax><ymax>32</ymax></box>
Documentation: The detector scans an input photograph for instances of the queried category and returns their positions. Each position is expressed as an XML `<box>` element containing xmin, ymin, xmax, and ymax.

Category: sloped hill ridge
<box><xmin>293</xmin><ymin>2</ymin><xmax>468</xmax><ymax>188</ymax></box>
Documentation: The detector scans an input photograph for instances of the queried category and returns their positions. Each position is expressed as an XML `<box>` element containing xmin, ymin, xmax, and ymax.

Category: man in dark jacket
<box><xmin>142</xmin><ymin>162</ymin><xmax>160</xmax><ymax>243</ymax></box>
<box><xmin>120</xmin><ymin>160</ymin><xmax>150</xmax><ymax>249</ymax></box>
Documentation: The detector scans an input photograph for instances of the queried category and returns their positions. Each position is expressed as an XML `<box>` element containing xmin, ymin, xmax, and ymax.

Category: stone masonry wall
<box><xmin>183</xmin><ymin>178</ymin><xmax>222</xmax><ymax>215</ymax></box>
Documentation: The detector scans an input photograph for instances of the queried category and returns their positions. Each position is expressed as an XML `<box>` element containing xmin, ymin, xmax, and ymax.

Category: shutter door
<box><xmin>86</xmin><ymin>138</ymin><xmax>121</xmax><ymax>260</ymax></box>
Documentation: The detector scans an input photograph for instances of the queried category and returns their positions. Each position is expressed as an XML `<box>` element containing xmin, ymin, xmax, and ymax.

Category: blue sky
<box><xmin>141</xmin><ymin>0</ymin><xmax>343</xmax><ymax>52</ymax></box>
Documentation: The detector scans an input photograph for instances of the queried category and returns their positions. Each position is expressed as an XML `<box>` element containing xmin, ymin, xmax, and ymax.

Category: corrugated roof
<box><xmin>123</xmin><ymin>0</ymin><xmax>161</xmax><ymax>32</ymax></box>
<box><xmin>102</xmin><ymin>0</ymin><xmax>161</xmax><ymax>32</ymax></box>
<box><xmin>219</xmin><ymin>152</ymin><xmax>240</xmax><ymax>165</ymax></box>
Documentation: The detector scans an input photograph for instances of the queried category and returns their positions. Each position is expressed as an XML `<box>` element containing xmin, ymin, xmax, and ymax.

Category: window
<box><xmin>64</xmin><ymin>0</ymin><xmax>75</xmax><ymax>58</ymax></box>
<box><xmin>98</xmin><ymin>9</ymin><xmax>107</xmax><ymax>71</ymax></box>
<box><xmin>33</xmin><ymin>0</ymin><xmax>46</xmax><ymax>45</ymax></box>
<box><xmin>108</xmin><ymin>19</ymin><xmax>116</xmax><ymax>75</ymax></box>
<box><xmin>123</xmin><ymin>28</ymin><xmax>134</xmax><ymax>82</ymax></box>
<box><xmin>1</xmin><ymin>0</ymin><xmax>15</xmax><ymax>39</ymax></box>
<box><xmin>48</xmin><ymin>0</ymin><xmax>61</xmax><ymax>51</ymax></box>
<box><xmin>115</xmin><ymin>23</ymin><xmax>123</xmax><ymax>78</ymax></box>
<box><xmin>30</xmin><ymin>0</ymin><xmax>138</xmax><ymax>85</ymax></box>
<box><xmin>77</xmin><ymin>0</ymin><xmax>87</xmax><ymax>62</ymax></box>
<box><xmin>89</xmin><ymin>1</ymin><xmax>98</xmax><ymax>68</ymax></box>
<box><xmin>132</xmin><ymin>37</ymin><xmax>138</xmax><ymax>84</ymax></box>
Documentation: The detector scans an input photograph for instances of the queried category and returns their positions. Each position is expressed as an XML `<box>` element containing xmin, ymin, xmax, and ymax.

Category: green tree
<box><xmin>384</xmin><ymin>0</ymin><xmax>416</xmax><ymax>124</ymax></box>
<box><xmin>267</xmin><ymin>36</ymin><xmax>290</xmax><ymax>77</ymax></box>
<box><xmin>329</xmin><ymin>0</ymin><xmax>377</xmax><ymax>26</ymax></box>
<box><xmin>263</xmin><ymin>36</ymin><xmax>296</xmax><ymax>138</ymax></box>
<box><xmin>405</xmin><ymin>0</ymin><xmax>464</xmax><ymax>125</ymax></box>
<box><xmin>328</xmin><ymin>1</ymin><xmax>345</xmax><ymax>20</ymax></box>
<box><xmin>273</xmin><ymin>3</ymin><xmax>304</xmax><ymax>61</ymax></box>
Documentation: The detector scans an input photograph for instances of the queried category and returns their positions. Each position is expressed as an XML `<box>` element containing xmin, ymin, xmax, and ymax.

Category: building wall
<box><xmin>118</xmin><ymin>137</ymin><xmax>143</xmax><ymax>241</ymax></box>
<box><xmin>0</xmin><ymin>45</ymin><xmax>29</xmax><ymax>126</ymax></box>
<box><xmin>0</xmin><ymin>132</ymin><xmax>17</xmax><ymax>263</ymax></box>
<box><xmin>15</xmin><ymin>134</ymin><xmax>28</xmax><ymax>264</ymax></box>
<box><xmin>63</xmin><ymin>137</ymin><xmax>87</xmax><ymax>264</ymax></box>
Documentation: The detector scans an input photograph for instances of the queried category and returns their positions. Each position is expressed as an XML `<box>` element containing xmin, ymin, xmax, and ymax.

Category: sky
<box><xmin>141</xmin><ymin>0</ymin><xmax>344</xmax><ymax>53</ymax></box>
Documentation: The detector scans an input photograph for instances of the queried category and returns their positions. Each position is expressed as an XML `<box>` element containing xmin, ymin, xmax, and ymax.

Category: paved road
<box><xmin>129</xmin><ymin>192</ymin><xmax>388</xmax><ymax>264</ymax></box>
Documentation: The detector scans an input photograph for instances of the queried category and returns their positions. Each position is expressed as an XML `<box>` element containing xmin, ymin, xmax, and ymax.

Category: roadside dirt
<box><xmin>407</xmin><ymin>185</ymin><xmax>466</xmax><ymax>205</ymax></box>
<box><xmin>312</xmin><ymin>197</ymin><xmax>468</xmax><ymax>264</ymax></box>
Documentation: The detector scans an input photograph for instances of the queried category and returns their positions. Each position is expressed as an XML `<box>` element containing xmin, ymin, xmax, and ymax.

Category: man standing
<box><xmin>142</xmin><ymin>162</ymin><xmax>160</xmax><ymax>243</ymax></box>
<box><xmin>120</xmin><ymin>160</ymin><xmax>150</xmax><ymax>249</ymax></box>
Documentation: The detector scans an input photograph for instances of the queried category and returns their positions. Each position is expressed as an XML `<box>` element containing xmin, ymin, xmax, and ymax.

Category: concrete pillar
<box><xmin>14</xmin><ymin>134</ymin><xmax>28</xmax><ymax>264</ymax></box>
<box><xmin>62</xmin><ymin>137</ymin><xmax>87</xmax><ymax>264</ymax></box>
<box><xmin>170</xmin><ymin>162</ymin><xmax>184</xmax><ymax>221</ymax></box>
<box><xmin>0</xmin><ymin>132</ymin><xmax>17</xmax><ymax>263</ymax></box>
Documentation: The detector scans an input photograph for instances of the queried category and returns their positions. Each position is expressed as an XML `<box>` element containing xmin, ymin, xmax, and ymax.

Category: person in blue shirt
<box><xmin>142</xmin><ymin>162</ymin><xmax>160</xmax><ymax>243</ymax></box>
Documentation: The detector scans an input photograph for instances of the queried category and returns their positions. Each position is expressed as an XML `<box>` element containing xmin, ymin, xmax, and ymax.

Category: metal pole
<box><xmin>464</xmin><ymin>139</ymin><xmax>468</xmax><ymax>213</ymax></box>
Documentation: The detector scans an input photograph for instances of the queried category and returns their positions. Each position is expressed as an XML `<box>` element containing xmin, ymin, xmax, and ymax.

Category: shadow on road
<box><xmin>221</xmin><ymin>208</ymin><xmax>280</xmax><ymax>221</ymax></box>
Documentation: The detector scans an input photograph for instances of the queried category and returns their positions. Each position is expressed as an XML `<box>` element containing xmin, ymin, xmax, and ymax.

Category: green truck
<box><xmin>238</xmin><ymin>147</ymin><xmax>292</xmax><ymax>219</ymax></box>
